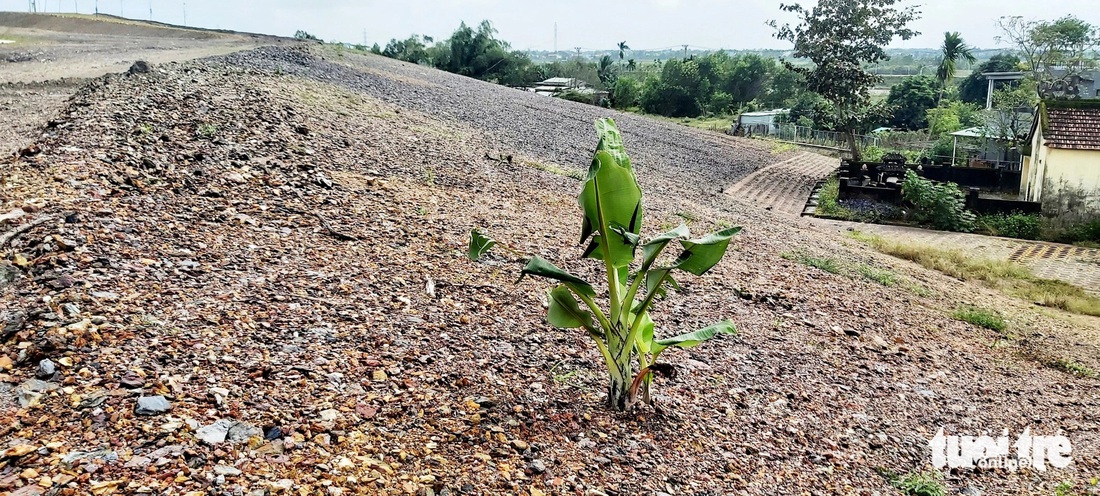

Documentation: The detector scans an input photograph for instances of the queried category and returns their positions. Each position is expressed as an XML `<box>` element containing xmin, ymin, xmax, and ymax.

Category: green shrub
<box><xmin>978</xmin><ymin>212</ymin><xmax>1041</xmax><ymax>240</ymax></box>
<box><xmin>1059</xmin><ymin>219</ymin><xmax>1100</xmax><ymax>244</ymax></box>
<box><xmin>470</xmin><ymin>119</ymin><xmax>739</xmax><ymax>411</ymax></box>
<box><xmin>814</xmin><ymin>176</ymin><xmax>850</xmax><ymax>218</ymax></box>
<box><xmin>901</xmin><ymin>170</ymin><xmax>975</xmax><ymax>232</ymax></box>
<box><xmin>952</xmin><ymin>306</ymin><xmax>1007</xmax><ymax>332</ymax></box>
<box><xmin>892</xmin><ymin>471</ymin><xmax>946</xmax><ymax>496</ymax></box>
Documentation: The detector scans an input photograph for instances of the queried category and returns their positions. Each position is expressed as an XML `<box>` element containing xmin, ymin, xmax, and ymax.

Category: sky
<box><xmin>4</xmin><ymin>0</ymin><xmax>1100</xmax><ymax>52</ymax></box>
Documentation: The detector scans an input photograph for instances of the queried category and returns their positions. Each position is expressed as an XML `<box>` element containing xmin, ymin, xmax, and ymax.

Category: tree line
<box><xmin>360</xmin><ymin>7</ymin><xmax>1097</xmax><ymax>160</ymax></box>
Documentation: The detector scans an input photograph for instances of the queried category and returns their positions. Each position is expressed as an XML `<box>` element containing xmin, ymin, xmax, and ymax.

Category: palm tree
<box><xmin>617</xmin><ymin>41</ymin><xmax>630</xmax><ymax>69</ymax></box>
<box><xmin>937</xmin><ymin>32</ymin><xmax>977</xmax><ymax>103</ymax></box>
<box><xmin>626</xmin><ymin>59</ymin><xmax>637</xmax><ymax>71</ymax></box>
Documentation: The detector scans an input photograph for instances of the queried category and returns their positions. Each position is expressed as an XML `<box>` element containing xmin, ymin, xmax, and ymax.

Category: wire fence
<box><xmin>742</xmin><ymin>124</ymin><xmax>880</xmax><ymax>150</ymax></box>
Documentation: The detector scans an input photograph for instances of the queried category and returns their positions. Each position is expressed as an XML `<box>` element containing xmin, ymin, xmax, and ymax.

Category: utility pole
<box><xmin>119</xmin><ymin>0</ymin><xmax>123</xmax><ymax>17</ymax></box>
<box><xmin>148</xmin><ymin>0</ymin><xmax>152</xmax><ymax>20</ymax></box>
<box><xmin>95</xmin><ymin>0</ymin><xmax>98</xmax><ymax>14</ymax></box>
<box><xmin>29</xmin><ymin>0</ymin><xmax>35</xmax><ymax>13</ymax></box>
<box><xmin>683</xmin><ymin>44</ymin><xmax>689</xmax><ymax>59</ymax></box>
<box><xmin>574</xmin><ymin>47</ymin><xmax>581</xmax><ymax>59</ymax></box>
<box><xmin>554</xmin><ymin>22</ymin><xmax>557</xmax><ymax>54</ymax></box>
<box><xmin>182</xmin><ymin>2</ymin><xmax>186</xmax><ymax>25</ymax></box>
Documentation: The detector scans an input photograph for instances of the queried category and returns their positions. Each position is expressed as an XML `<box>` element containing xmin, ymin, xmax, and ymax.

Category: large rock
<box><xmin>196</xmin><ymin>419</ymin><xmax>260</xmax><ymax>445</ymax></box>
<box><xmin>134</xmin><ymin>395</ymin><xmax>172</xmax><ymax>415</ymax></box>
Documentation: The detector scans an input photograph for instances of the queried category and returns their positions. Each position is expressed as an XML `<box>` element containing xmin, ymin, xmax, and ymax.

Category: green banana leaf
<box><xmin>519</xmin><ymin>256</ymin><xmax>595</xmax><ymax>297</ymax></box>
<box><xmin>547</xmin><ymin>285</ymin><xmax>595</xmax><ymax>331</ymax></box>
<box><xmin>652</xmin><ymin>320</ymin><xmax>737</xmax><ymax>355</ymax></box>
<box><xmin>672</xmin><ymin>227</ymin><xmax>743</xmax><ymax>276</ymax></box>
<box><xmin>578</xmin><ymin>119</ymin><xmax>643</xmax><ymax>268</ymax></box>
<box><xmin>640</xmin><ymin>224</ymin><xmax>691</xmax><ymax>270</ymax></box>
<box><xmin>468</xmin><ymin>229</ymin><xmax>496</xmax><ymax>261</ymax></box>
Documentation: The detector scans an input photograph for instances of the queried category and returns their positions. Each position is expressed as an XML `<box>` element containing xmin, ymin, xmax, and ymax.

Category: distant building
<box><xmin>527</xmin><ymin>77</ymin><xmax>608</xmax><ymax>104</ymax></box>
<box><xmin>736</xmin><ymin>109</ymin><xmax>790</xmax><ymax>135</ymax></box>
<box><xmin>1021</xmin><ymin>100</ymin><xmax>1100</xmax><ymax>224</ymax></box>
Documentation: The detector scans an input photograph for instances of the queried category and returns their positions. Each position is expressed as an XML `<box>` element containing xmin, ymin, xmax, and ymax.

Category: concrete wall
<box><xmin>1037</xmin><ymin>148</ymin><xmax>1100</xmax><ymax>226</ymax></box>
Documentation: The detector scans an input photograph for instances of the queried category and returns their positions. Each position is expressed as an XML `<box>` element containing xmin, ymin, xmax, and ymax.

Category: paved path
<box><xmin>811</xmin><ymin>219</ymin><xmax>1100</xmax><ymax>294</ymax></box>
<box><xmin>724</xmin><ymin>152</ymin><xmax>839</xmax><ymax>216</ymax></box>
<box><xmin>723</xmin><ymin>149</ymin><xmax>1100</xmax><ymax>294</ymax></box>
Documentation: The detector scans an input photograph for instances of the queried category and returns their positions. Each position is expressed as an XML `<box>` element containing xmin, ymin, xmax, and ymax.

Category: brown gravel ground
<box><xmin>0</xmin><ymin>46</ymin><xmax>1098</xmax><ymax>496</ymax></box>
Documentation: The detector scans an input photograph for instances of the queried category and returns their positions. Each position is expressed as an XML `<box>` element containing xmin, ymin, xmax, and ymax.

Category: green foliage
<box><xmin>901</xmin><ymin>170</ymin><xmax>975</xmax><ymax>232</ymax></box>
<box><xmin>886</xmin><ymin>75</ymin><xmax>937</xmax><ymax>130</ymax></box>
<box><xmin>858</xmin><ymin>264</ymin><xmax>898</xmax><ymax>286</ymax></box>
<box><xmin>380</xmin><ymin>21</ymin><xmax>542</xmax><ymax>87</ymax></box>
<box><xmin>891</xmin><ymin>471</ymin><xmax>946</xmax><ymax>496</ymax></box>
<box><xmin>196</xmin><ymin>123</ymin><xmax>217</xmax><ymax>139</ymax></box>
<box><xmin>1048</xmin><ymin>359</ymin><xmax>1098</xmax><ymax>379</ymax></box>
<box><xmin>814</xmin><ymin>176</ymin><xmax>850</xmax><ymax>218</ymax></box>
<box><xmin>958</xmin><ymin>54</ymin><xmax>1021</xmax><ymax>105</ymax></box>
<box><xmin>977</xmin><ymin>212</ymin><xmax>1041</xmax><ymax>240</ymax></box>
<box><xmin>469</xmin><ymin>119</ymin><xmax>739</xmax><ymax>411</ymax></box>
<box><xmin>997</xmin><ymin>15</ymin><xmax>1099</xmax><ymax>84</ymax></box>
<box><xmin>294</xmin><ymin>30</ymin><xmax>322</xmax><ymax>42</ymax></box>
<box><xmin>708</xmin><ymin>91</ymin><xmax>734</xmax><ymax>115</ymax></box>
<box><xmin>952</xmin><ymin>306</ymin><xmax>1007</xmax><ymax>332</ymax></box>
<box><xmin>770</xmin><ymin>0</ymin><xmax>919</xmax><ymax>160</ymax></box>
<box><xmin>926</xmin><ymin>101</ymin><xmax>981</xmax><ymax>136</ymax></box>
<box><xmin>1059</xmin><ymin>219</ymin><xmax>1100</xmax><ymax>244</ymax></box>
<box><xmin>781</xmin><ymin>251</ymin><xmax>843</xmax><ymax>274</ymax></box>
<box><xmin>633</xmin><ymin>52</ymin><xmax>806</xmax><ymax>118</ymax></box>
<box><xmin>611</xmin><ymin>78</ymin><xmax>641</xmax><ymax>109</ymax></box>
<box><xmin>936</xmin><ymin>32</ymin><xmax>977</xmax><ymax>100</ymax></box>
<box><xmin>382</xmin><ymin>35</ymin><xmax>430</xmax><ymax>64</ymax></box>
<box><xmin>370</xmin><ymin>43</ymin><xmax>382</xmax><ymax>55</ymax></box>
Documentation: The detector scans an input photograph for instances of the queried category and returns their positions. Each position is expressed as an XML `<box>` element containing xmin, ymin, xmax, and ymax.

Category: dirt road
<box><xmin>0</xmin><ymin>12</ymin><xmax>291</xmax><ymax>153</ymax></box>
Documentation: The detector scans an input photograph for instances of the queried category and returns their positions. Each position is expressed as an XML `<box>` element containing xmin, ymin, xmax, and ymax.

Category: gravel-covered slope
<box><xmin>0</xmin><ymin>46</ymin><xmax>1097</xmax><ymax>496</ymax></box>
<box><xmin>221</xmin><ymin>46</ymin><xmax>787</xmax><ymax>204</ymax></box>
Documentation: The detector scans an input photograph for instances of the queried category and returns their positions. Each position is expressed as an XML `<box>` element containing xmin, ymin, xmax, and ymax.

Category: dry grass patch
<box><xmin>850</xmin><ymin>231</ymin><xmax>1100</xmax><ymax>317</ymax></box>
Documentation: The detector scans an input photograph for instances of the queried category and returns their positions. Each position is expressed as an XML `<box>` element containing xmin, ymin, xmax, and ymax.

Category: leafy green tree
<box><xmin>958</xmin><ymin>54</ymin><xmax>1021</xmax><ymax>105</ymax></box>
<box><xmin>770</xmin><ymin>0</ymin><xmax>919</xmax><ymax>160</ymax></box>
<box><xmin>708</xmin><ymin>91</ymin><xmax>734</xmax><ymax>115</ymax></box>
<box><xmin>936</xmin><ymin>32</ymin><xmax>977</xmax><ymax>103</ymax></box>
<box><xmin>640</xmin><ymin>59</ymin><xmax>710</xmax><ymax>117</ymax></box>
<box><xmin>294</xmin><ymin>30</ymin><xmax>322</xmax><ymax>42</ymax></box>
<box><xmin>382</xmin><ymin>35</ymin><xmax>430</xmax><ymax>64</ymax></box>
<box><xmin>886</xmin><ymin>75</ymin><xmax>937</xmax><ymax>130</ymax></box>
<box><xmin>370</xmin><ymin>43</ymin><xmax>382</xmax><ymax>55</ymax></box>
<box><xmin>612</xmin><ymin>78</ymin><xmax>641</xmax><ymax>109</ymax></box>
<box><xmin>926</xmin><ymin>101</ymin><xmax>982</xmax><ymax>135</ymax></box>
<box><xmin>997</xmin><ymin>15</ymin><xmax>1100</xmax><ymax>86</ymax></box>
<box><xmin>598</xmin><ymin>55</ymin><xmax>617</xmax><ymax>88</ymax></box>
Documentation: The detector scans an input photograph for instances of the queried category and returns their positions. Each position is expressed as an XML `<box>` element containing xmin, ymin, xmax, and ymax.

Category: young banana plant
<box><xmin>469</xmin><ymin>118</ymin><xmax>739</xmax><ymax>411</ymax></box>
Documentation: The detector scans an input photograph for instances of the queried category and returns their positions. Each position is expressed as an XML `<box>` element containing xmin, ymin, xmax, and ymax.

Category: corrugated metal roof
<box><xmin>1045</xmin><ymin>107</ymin><xmax>1100</xmax><ymax>151</ymax></box>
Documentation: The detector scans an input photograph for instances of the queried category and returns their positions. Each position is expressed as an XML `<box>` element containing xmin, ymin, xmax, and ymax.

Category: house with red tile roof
<box><xmin>1022</xmin><ymin>100</ymin><xmax>1100</xmax><ymax>224</ymax></box>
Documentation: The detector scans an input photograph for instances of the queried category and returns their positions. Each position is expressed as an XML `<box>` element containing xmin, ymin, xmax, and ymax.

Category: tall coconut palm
<box><xmin>937</xmin><ymin>32</ymin><xmax>977</xmax><ymax>103</ymax></box>
<box><xmin>617</xmin><ymin>41</ymin><xmax>630</xmax><ymax>68</ymax></box>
